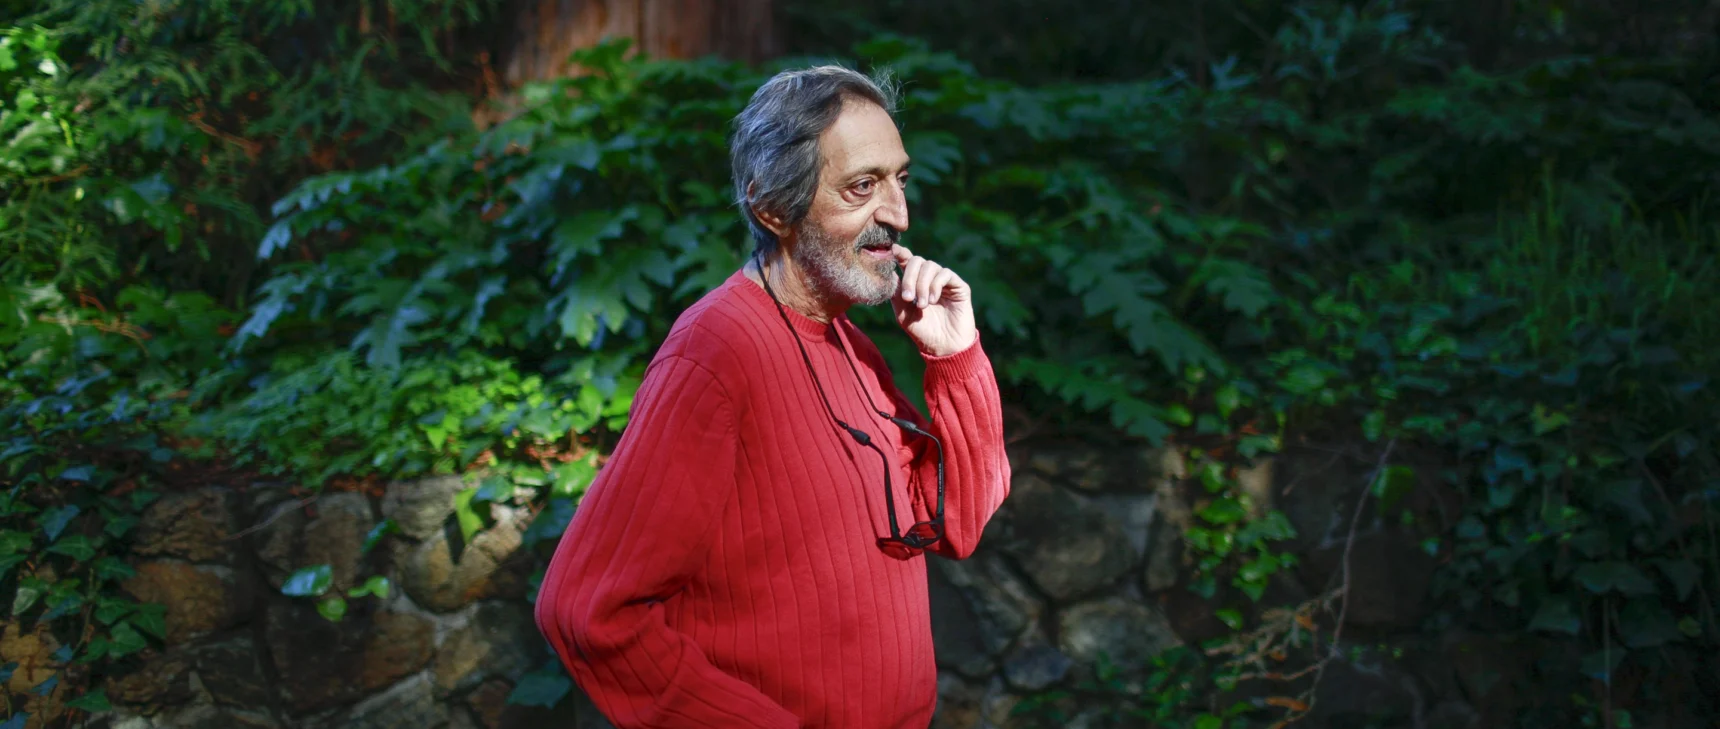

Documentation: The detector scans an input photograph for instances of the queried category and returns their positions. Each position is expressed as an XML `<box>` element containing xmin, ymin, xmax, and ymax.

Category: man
<box><xmin>534</xmin><ymin>65</ymin><xmax>1011</xmax><ymax>729</ymax></box>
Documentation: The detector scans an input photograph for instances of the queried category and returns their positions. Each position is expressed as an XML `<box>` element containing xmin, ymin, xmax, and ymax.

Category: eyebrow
<box><xmin>846</xmin><ymin>160</ymin><xmax>913</xmax><ymax>180</ymax></box>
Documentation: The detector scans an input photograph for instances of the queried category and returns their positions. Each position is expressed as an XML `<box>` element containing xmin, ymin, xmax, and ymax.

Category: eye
<box><xmin>852</xmin><ymin>178</ymin><xmax>875</xmax><ymax>195</ymax></box>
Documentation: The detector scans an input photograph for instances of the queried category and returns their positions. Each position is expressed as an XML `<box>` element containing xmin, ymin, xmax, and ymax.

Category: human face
<box><xmin>789</xmin><ymin>100</ymin><xmax>912</xmax><ymax>307</ymax></box>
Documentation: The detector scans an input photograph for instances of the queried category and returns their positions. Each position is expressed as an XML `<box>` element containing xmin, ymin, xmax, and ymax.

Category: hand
<box><xmin>890</xmin><ymin>244</ymin><xmax>977</xmax><ymax>357</ymax></box>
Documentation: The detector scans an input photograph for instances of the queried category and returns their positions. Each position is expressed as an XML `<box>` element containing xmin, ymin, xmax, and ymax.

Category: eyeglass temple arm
<box><xmin>841</xmin><ymin>424</ymin><xmax>906</xmax><ymax>540</ymax></box>
<box><xmin>880</xmin><ymin>414</ymin><xmax>946</xmax><ymax>523</ymax></box>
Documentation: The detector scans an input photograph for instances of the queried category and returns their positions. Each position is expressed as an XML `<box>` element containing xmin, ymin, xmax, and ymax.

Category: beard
<box><xmin>791</xmin><ymin>218</ymin><xmax>900</xmax><ymax>307</ymax></box>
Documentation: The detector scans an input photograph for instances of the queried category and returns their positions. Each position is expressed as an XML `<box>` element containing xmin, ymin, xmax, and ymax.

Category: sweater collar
<box><xmin>729</xmin><ymin>268</ymin><xmax>839</xmax><ymax>342</ymax></box>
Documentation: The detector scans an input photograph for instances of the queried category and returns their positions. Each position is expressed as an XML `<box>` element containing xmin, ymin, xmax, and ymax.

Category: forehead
<box><xmin>818</xmin><ymin>100</ymin><xmax>909</xmax><ymax>179</ymax></box>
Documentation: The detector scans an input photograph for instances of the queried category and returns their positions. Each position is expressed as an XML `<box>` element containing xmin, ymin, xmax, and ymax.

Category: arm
<box><xmin>859</xmin><ymin>333</ymin><xmax>1011</xmax><ymax>560</ymax></box>
<box><xmin>533</xmin><ymin>356</ymin><xmax>799</xmax><ymax>729</ymax></box>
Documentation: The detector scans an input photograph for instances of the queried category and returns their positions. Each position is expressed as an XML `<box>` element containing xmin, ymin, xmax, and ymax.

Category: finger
<box><xmin>899</xmin><ymin>256</ymin><xmax>925</xmax><ymax>302</ymax></box>
<box><xmin>917</xmin><ymin>261</ymin><xmax>945</xmax><ymax>308</ymax></box>
<box><xmin>890</xmin><ymin>243</ymin><xmax>914</xmax><ymax>265</ymax></box>
<box><xmin>926</xmin><ymin>268</ymin><xmax>958</xmax><ymax>306</ymax></box>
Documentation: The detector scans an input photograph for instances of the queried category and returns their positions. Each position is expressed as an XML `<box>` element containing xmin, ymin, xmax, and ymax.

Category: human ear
<box><xmin>747</xmin><ymin>182</ymin><xmax>793</xmax><ymax>239</ymax></box>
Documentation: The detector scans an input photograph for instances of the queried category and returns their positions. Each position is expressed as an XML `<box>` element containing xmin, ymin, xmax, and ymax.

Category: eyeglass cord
<box><xmin>752</xmin><ymin>251</ymin><xmax>946</xmax><ymax>544</ymax></box>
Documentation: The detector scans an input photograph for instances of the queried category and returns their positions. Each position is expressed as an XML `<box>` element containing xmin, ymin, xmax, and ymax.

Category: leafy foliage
<box><xmin>6</xmin><ymin>0</ymin><xmax>1720</xmax><ymax>726</ymax></box>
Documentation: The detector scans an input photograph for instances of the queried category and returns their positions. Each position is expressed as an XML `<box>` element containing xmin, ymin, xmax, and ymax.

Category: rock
<box><xmin>140</xmin><ymin>705</ymin><xmax>281</xmax><ymax>729</ymax></box>
<box><xmin>133</xmin><ymin>489</ymin><xmax>243</xmax><ymax>564</ymax></box>
<box><xmin>106</xmin><ymin>648</ymin><xmax>194</xmax><ymax>713</ymax></box>
<box><xmin>382</xmin><ymin>475</ymin><xmax>470</xmax><ymax>541</ymax></box>
<box><xmin>988</xmin><ymin>472</ymin><xmax>1135</xmax><ymax>600</ymax></box>
<box><xmin>4</xmin><ymin>621</ymin><xmax>70</xmax><ymax>727</ymax></box>
<box><xmin>432</xmin><ymin>602</ymin><xmax>543</xmax><ymax>696</ymax></box>
<box><xmin>1091</xmin><ymin>493</ymin><xmax>1157</xmax><ymax>562</ymax></box>
<box><xmin>340</xmin><ymin>673</ymin><xmax>447</xmax><ymax>729</ymax></box>
<box><xmin>1019</xmin><ymin>442</ymin><xmax>1182</xmax><ymax>493</ymax></box>
<box><xmin>1156</xmin><ymin>588</ymin><xmax>1231</xmax><ymax>645</ymax></box>
<box><xmin>119</xmin><ymin>561</ymin><xmax>253</xmax><ymax>644</ymax></box>
<box><xmin>1301</xmin><ymin>644</ymin><xmax>1423</xmax><ymax>727</ymax></box>
<box><xmin>1298</xmin><ymin>530</ymin><xmax>1434</xmax><ymax>629</ymax></box>
<box><xmin>398</xmin><ymin>511</ymin><xmax>532</xmax><ymax>613</ymax></box>
<box><xmin>464</xmin><ymin>679</ymin><xmax>513</xmax><ymax>729</ymax></box>
<box><xmin>929</xmin><ymin>554</ymin><xmax>1040</xmax><ymax>662</ymax></box>
<box><xmin>928</xmin><ymin>561</ymin><xmax>995</xmax><ymax>678</ymax></box>
<box><xmin>1141</xmin><ymin>511</ymin><xmax>1184</xmax><ymax>592</ymax></box>
<box><xmin>265</xmin><ymin>599</ymin><xmax>435</xmax><ymax>714</ymax></box>
<box><xmin>1057</xmin><ymin>597</ymin><xmax>1182</xmax><ymax>675</ymax></box>
<box><xmin>1001</xmin><ymin>634</ymin><xmax>1070</xmax><ymax>692</ymax></box>
<box><xmin>2</xmin><ymin>620</ymin><xmax>63</xmax><ymax>694</ymax></box>
<box><xmin>190</xmin><ymin>635</ymin><xmax>273</xmax><ymax>708</ymax></box>
<box><xmin>931</xmin><ymin>673</ymin><xmax>983</xmax><ymax>729</ymax></box>
<box><xmin>1235</xmin><ymin>458</ymin><xmax>1276</xmax><ymax>519</ymax></box>
<box><xmin>254</xmin><ymin>492</ymin><xmax>375</xmax><ymax>594</ymax></box>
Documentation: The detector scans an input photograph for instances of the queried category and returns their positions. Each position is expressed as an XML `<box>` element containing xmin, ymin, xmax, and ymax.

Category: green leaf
<box><xmin>1197</xmin><ymin>497</ymin><xmax>1248</xmax><ymax>525</ymax></box>
<box><xmin>65</xmin><ymin>689</ymin><xmax>111</xmax><ymax>712</ymax></box>
<box><xmin>317</xmin><ymin>596</ymin><xmax>348</xmax><ymax>622</ymax></box>
<box><xmin>46</xmin><ymin>535</ymin><xmax>95</xmax><ymax>562</ymax></box>
<box><xmin>507</xmin><ymin>666</ymin><xmax>573</xmax><ymax>707</ymax></box>
<box><xmin>1194</xmin><ymin>715</ymin><xmax>1224</xmax><ymax>729</ymax></box>
<box><xmin>1370</xmin><ymin>465</ymin><xmax>1416</xmax><ymax>512</ymax></box>
<box><xmin>475</xmin><ymin>475</ymin><xmax>516</xmax><ymax>504</ymax></box>
<box><xmin>12</xmin><ymin>581</ymin><xmax>44</xmax><ymax>616</ymax></box>
<box><xmin>107</xmin><ymin>622</ymin><xmax>147</xmax><ymax>658</ymax></box>
<box><xmin>0</xmin><ymin>530</ymin><xmax>31</xmax><ymax>555</ymax></box>
<box><xmin>453</xmin><ymin>487</ymin><xmax>485</xmax><ymax>543</ymax></box>
<box><xmin>94</xmin><ymin>556</ymin><xmax>136</xmax><ymax>582</ymax></box>
<box><xmin>1580</xmin><ymin>648</ymin><xmax>1626</xmax><ymax>682</ymax></box>
<box><xmin>58</xmin><ymin>465</ymin><xmax>95</xmax><ymax>482</ymax></box>
<box><xmin>1617</xmin><ymin>599</ymin><xmax>1682</xmax><ymax>648</ymax></box>
<box><xmin>1655</xmin><ymin>560</ymin><xmax>1700</xmax><ymax>601</ymax></box>
<box><xmin>1215</xmin><ymin>608</ymin><xmax>1244</xmax><ymax>630</ymax></box>
<box><xmin>1574</xmin><ymin>562</ymin><xmax>1656</xmax><ymax>596</ymax></box>
<box><xmin>549</xmin><ymin>460</ymin><xmax>597</xmax><ymax>498</ymax></box>
<box><xmin>1527</xmin><ymin>596</ymin><xmax>1580</xmax><ymax>635</ymax></box>
<box><xmin>39</xmin><ymin>505</ymin><xmax>79</xmax><ymax>541</ymax></box>
<box><xmin>0</xmin><ymin>713</ymin><xmax>26</xmax><ymax>729</ymax></box>
<box><xmin>361</xmin><ymin>520</ymin><xmax>398</xmax><ymax>556</ymax></box>
<box><xmin>130</xmin><ymin>605</ymin><xmax>166</xmax><ymax>640</ymax></box>
<box><xmin>281</xmin><ymin>564</ymin><xmax>334</xmax><ymax>597</ymax></box>
<box><xmin>347</xmin><ymin>576</ymin><xmax>390</xmax><ymax>599</ymax></box>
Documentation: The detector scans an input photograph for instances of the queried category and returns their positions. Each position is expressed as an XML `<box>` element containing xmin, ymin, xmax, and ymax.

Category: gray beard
<box><xmin>791</xmin><ymin>220</ymin><xmax>899</xmax><ymax>307</ymax></box>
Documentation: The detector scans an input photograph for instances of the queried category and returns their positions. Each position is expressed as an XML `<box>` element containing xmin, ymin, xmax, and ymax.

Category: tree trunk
<box><xmin>502</xmin><ymin>0</ymin><xmax>776</xmax><ymax>84</ymax></box>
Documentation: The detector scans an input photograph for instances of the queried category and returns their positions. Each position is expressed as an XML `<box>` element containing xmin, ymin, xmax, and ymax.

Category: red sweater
<box><xmin>534</xmin><ymin>270</ymin><xmax>1011</xmax><ymax>728</ymax></box>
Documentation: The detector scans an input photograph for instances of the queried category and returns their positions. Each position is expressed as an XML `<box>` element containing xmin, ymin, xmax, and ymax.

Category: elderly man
<box><xmin>534</xmin><ymin>65</ymin><xmax>1011</xmax><ymax>729</ymax></box>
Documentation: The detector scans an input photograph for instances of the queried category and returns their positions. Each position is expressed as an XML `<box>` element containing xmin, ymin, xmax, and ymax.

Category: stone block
<box><xmin>398</xmin><ymin>512</ymin><xmax>531</xmax><ymax>613</ymax></box>
<box><xmin>254</xmin><ymin>492</ymin><xmax>375</xmax><ymax>594</ymax></box>
<box><xmin>133</xmin><ymin>489</ymin><xmax>243</xmax><ymax>564</ymax></box>
<box><xmin>988</xmin><ymin>472</ymin><xmax>1135</xmax><ymax>600</ymax></box>
<box><xmin>119</xmin><ymin>561</ymin><xmax>254</xmax><ymax>644</ymax></box>
<box><xmin>432</xmin><ymin>602</ymin><xmax>543</xmax><ymax>697</ymax></box>
<box><xmin>264</xmin><ymin>599</ymin><xmax>435</xmax><ymax>715</ymax></box>
<box><xmin>382</xmin><ymin>475</ymin><xmax>470</xmax><ymax>541</ymax></box>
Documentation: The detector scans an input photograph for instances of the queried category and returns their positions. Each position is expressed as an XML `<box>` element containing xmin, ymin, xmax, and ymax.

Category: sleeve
<box><xmin>533</xmin><ymin>355</ymin><xmax>800</xmax><ymax>729</ymax></box>
<box><xmin>870</xmin><ymin>334</ymin><xmax>1012</xmax><ymax>560</ymax></box>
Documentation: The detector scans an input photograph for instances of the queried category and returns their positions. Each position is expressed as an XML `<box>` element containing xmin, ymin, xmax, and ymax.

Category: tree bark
<box><xmin>502</xmin><ymin>0</ymin><xmax>776</xmax><ymax>84</ymax></box>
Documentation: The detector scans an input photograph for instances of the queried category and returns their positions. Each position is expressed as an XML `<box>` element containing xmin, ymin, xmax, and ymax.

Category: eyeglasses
<box><xmin>756</xmin><ymin>254</ymin><xmax>946</xmax><ymax>560</ymax></box>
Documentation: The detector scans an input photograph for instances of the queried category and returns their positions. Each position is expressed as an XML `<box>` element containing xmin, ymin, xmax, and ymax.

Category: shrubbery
<box><xmin>4</xmin><ymin>1</ymin><xmax>1719</xmax><ymax>726</ymax></box>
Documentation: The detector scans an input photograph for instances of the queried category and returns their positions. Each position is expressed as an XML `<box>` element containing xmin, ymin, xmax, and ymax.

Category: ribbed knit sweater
<box><xmin>534</xmin><ymin>269</ymin><xmax>1012</xmax><ymax>729</ymax></box>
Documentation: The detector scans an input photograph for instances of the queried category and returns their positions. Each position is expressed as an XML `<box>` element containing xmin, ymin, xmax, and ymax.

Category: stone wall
<box><xmin>77</xmin><ymin>478</ymin><xmax>607</xmax><ymax>729</ymax></box>
<box><xmin>67</xmin><ymin>441</ymin><xmax>1485</xmax><ymax>729</ymax></box>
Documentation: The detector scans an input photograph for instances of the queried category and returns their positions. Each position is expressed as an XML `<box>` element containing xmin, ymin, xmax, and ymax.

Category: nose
<box><xmin>874</xmin><ymin>177</ymin><xmax>910</xmax><ymax>233</ymax></box>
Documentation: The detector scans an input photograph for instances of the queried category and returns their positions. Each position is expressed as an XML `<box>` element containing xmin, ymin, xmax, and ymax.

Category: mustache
<box><xmin>853</xmin><ymin>225</ymin><xmax>900</xmax><ymax>250</ymax></box>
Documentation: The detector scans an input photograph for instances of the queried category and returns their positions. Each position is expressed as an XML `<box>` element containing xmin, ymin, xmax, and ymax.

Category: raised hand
<box><xmin>890</xmin><ymin>244</ymin><xmax>977</xmax><ymax>358</ymax></box>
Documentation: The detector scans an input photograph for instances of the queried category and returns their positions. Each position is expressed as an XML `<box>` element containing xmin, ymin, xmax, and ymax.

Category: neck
<box><xmin>745</xmin><ymin>250</ymin><xmax>848</xmax><ymax>325</ymax></box>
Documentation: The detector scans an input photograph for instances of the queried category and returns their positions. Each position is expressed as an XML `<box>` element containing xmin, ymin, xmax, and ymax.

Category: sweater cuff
<box><xmin>922</xmin><ymin>334</ymin><xmax>990</xmax><ymax>386</ymax></box>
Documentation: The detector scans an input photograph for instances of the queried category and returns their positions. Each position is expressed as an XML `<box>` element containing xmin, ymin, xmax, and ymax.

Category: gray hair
<box><xmin>729</xmin><ymin>65</ymin><xmax>899</xmax><ymax>256</ymax></box>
